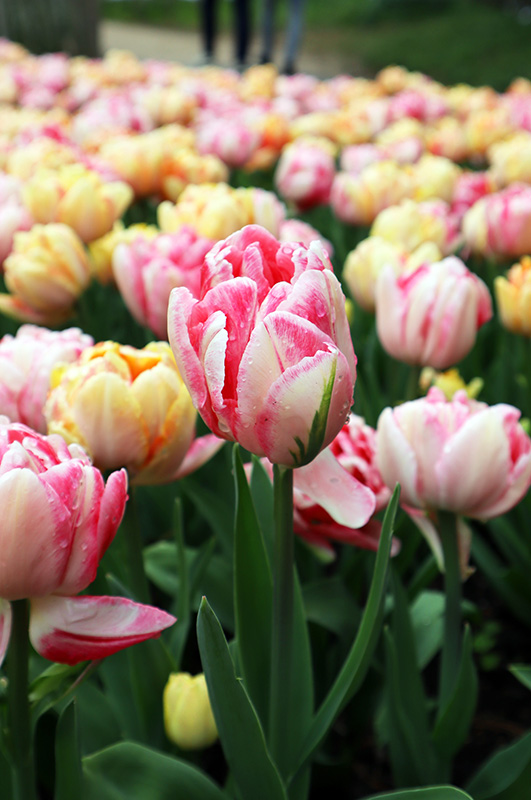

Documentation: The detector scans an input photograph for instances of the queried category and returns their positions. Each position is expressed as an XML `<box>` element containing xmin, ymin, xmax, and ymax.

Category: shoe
<box><xmin>282</xmin><ymin>61</ymin><xmax>296</xmax><ymax>76</ymax></box>
<box><xmin>259</xmin><ymin>53</ymin><xmax>272</xmax><ymax>65</ymax></box>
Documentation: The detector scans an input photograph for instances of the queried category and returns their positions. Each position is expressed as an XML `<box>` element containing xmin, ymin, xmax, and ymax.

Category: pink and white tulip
<box><xmin>376</xmin><ymin>257</ymin><xmax>492</xmax><ymax>369</ymax></box>
<box><xmin>0</xmin><ymin>418</ymin><xmax>175</xmax><ymax>666</ymax></box>
<box><xmin>376</xmin><ymin>388</ymin><xmax>531</xmax><ymax>520</ymax></box>
<box><xmin>0</xmin><ymin>324</ymin><xmax>93</xmax><ymax>432</ymax></box>
<box><xmin>462</xmin><ymin>183</ymin><xmax>531</xmax><ymax>259</ymax></box>
<box><xmin>168</xmin><ymin>225</ymin><xmax>356</xmax><ymax>467</ymax></box>
<box><xmin>113</xmin><ymin>228</ymin><xmax>215</xmax><ymax>340</ymax></box>
<box><xmin>274</xmin><ymin>138</ymin><xmax>336</xmax><ymax>210</ymax></box>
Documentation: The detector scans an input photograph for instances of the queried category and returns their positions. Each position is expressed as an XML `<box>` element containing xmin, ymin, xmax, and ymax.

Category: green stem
<box><xmin>6</xmin><ymin>599</ymin><xmax>37</xmax><ymax>800</ymax></box>
<box><xmin>438</xmin><ymin>511</ymin><xmax>462</xmax><ymax>708</ymax></box>
<box><xmin>122</xmin><ymin>488</ymin><xmax>150</xmax><ymax>603</ymax></box>
<box><xmin>269</xmin><ymin>464</ymin><xmax>294</xmax><ymax>775</ymax></box>
<box><xmin>405</xmin><ymin>364</ymin><xmax>422</xmax><ymax>402</ymax></box>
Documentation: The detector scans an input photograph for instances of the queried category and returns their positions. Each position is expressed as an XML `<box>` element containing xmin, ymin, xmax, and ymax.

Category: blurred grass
<box><xmin>101</xmin><ymin>0</ymin><xmax>531</xmax><ymax>89</ymax></box>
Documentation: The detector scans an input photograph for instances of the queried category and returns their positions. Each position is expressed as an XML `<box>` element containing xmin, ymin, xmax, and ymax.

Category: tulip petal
<box><xmin>0</xmin><ymin>600</ymin><xmax>12</xmax><ymax>667</ymax></box>
<box><xmin>30</xmin><ymin>595</ymin><xmax>176</xmax><ymax>665</ymax></box>
<box><xmin>294</xmin><ymin>448</ymin><xmax>375</xmax><ymax>529</ymax></box>
<box><xmin>376</xmin><ymin>408</ymin><xmax>420</xmax><ymax>508</ymax></box>
<box><xmin>172</xmin><ymin>434</ymin><xmax>225</xmax><ymax>481</ymax></box>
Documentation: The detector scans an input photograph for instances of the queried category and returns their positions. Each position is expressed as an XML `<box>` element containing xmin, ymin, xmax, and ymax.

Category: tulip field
<box><xmin>1</xmin><ymin>37</ymin><xmax>531</xmax><ymax>800</ymax></box>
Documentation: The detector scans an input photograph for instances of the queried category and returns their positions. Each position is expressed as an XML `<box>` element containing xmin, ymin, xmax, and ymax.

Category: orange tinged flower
<box><xmin>495</xmin><ymin>256</ymin><xmax>531</xmax><ymax>337</ymax></box>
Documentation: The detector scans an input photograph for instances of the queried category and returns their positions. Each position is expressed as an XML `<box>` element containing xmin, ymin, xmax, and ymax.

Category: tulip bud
<box><xmin>163</xmin><ymin>673</ymin><xmax>218</xmax><ymax>750</ymax></box>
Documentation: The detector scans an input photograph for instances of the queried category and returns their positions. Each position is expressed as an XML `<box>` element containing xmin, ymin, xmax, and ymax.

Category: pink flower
<box><xmin>462</xmin><ymin>183</ymin><xmax>531</xmax><ymax>258</ymax></box>
<box><xmin>376</xmin><ymin>257</ymin><xmax>492</xmax><ymax>369</ymax></box>
<box><xmin>195</xmin><ymin>116</ymin><xmax>260</xmax><ymax>169</ymax></box>
<box><xmin>376</xmin><ymin>388</ymin><xmax>531</xmax><ymax>519</ymax></box>
<box><xmin>291</xmin><ymin>415</ymin><xmax>391</xmax><ymax>554</ymax></box>
<box><xmin>451</xmin><ymin>170</ymin><xmax>498</xmax><ymax>221</ymax></box>
<box><xmin>113</xmin><ymin>228</ymin><xmax>215</xmax><ymax>340</ymax></box>
<box><xmin>168</xmin><ymin>225</ymin><xmax>355</xmax><ymax>467</ymax></box>
<box><xmin>0</xmin><ymin>324</ymin><xmax>93</xmax><ymax>433</ymax></box>
<box><xmin>274</xmin><ymin>139</ymin><xmax>336</xmax><ymax>210</ymax></box>
<box><xmin>279</xmin><ymin>219</ymin><xmax>333</xmax><ymax>257</ymax></box>
<box><xmin>0</xmin><ymin>418</ymin><xmax>175</xmax><ymax>666</ymax></box>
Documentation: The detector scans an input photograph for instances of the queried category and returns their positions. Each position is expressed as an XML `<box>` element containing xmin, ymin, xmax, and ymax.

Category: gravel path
<box><xmin>100</xmin><ymin>18</ymin><xmax>363</xmax><ymax>79</ymax></box>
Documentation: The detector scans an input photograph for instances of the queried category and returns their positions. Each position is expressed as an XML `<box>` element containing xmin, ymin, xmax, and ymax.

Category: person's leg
<box><xmin>283</xmin><ymin>0</ymin><xmax>305</xmax><ymax>73</ymax></box>
<box><xmin>260</xmin><ymin>0</ymin><xmax>276</xmax><ymax>63</ymax></box>
<box><xmin>234</xmin><ymin>0</ymin><xmax>250</xmax><ymax>67</ymax></box>
<box><xmin>202</xmin><ymin>0</ymin><xmax>216</xmax><ymax>60</ymax></box>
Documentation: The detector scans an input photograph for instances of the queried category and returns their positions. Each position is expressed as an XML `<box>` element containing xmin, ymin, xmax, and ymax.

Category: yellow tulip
<box><xmin>45</xmin><ymin>341</ymin><xmax>197</xmax><ymax>485</ymax></box>
<box><xmin>163</xmin><ymin>673</ymin><xmax>218</xmax><ymax>751</ymax></box>
<box><xmin>2</xmin><ymin>223</ymin><xmax>90</xmax><ymax>319</ymax></box>
<box><xmin>22</xmin><ymin>164</ymin><xmax>133</xmax><ymax>243</ymax></box>
<box><xmin>495</xmin><ymin>256</ymin><xmax>531</xmax><ymax>337</ymax></box>
<box><xmin>88</xmin><ymin>222</ymin><xmax>158</xmax><ymax>285</ymax></box>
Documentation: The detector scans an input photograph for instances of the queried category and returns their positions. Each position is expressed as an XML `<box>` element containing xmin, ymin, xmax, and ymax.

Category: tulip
<box><xmin>462</xmin><ymin>184</ymin><xmax>531</xmax><ymax>259</ymax></box>
<box><xmin>160</xmin><ymin>148</ymin><xmax>229</xmax><ymax>203</ymax></box>
<box><xmin>419</xmin><ymin>367</ymin><xmax>483</xmax><ymax>401</ymax></box>
<box><xmin>158</xmin><ymin>183</ymin><xmax>250</xmax><ymax>240</ymax></box>
<box><xmin>451</xmin><ymin>170</ymin><xmax>498</xmax><ymax>221</ymax></box>
<box><xmin>371</xmin><ymin>198</ymin><xmax>461</xmax><ymax>256</ymax></box>
<box><xmin>168</xmin><ymin>225</ymin><xmax>356</xmax><ymax>468</ymax></box>
<box><xmin>21</xmin><ymin>164</ymin><xmax>133</xmax><ymax>243</ymax></box>
<box><xmin>0</xmin><ymin>324</ymin><xmax>93</xmax><ymax>433</ymax></box>
<box><xmin>45</xmin><ymin>341</ymin><xmax>220</xmax><ymax>485</ymax></box>
<box><xmin>343</xmin><ymin>236</ymin><xmax>442</xmax><ymax>313</ymax></box>
<box><xmin>195</xmin><ymin>116</ymin><xmax>261</xmax><ymax>169</ymax></box>
<box><xmin>274</xmin><ymin>137</ymin><xmax>337</xmax><ymax>210</ymax></box>
<box><xmin>163</xmin><ymin>673</ymin><xmax>218</xmax><ymax>750</ymax></box>
<box><xmin>376</xmin><ymin>387</ymin><xmax>531</xmax><ymax>520</ymax></box>
<box><xmin>495</xmin><ymin>256</ymin><xmax>531</xmax><ymax>337</ymax></box>
<box><xmin>409</xmin><ymin>154</ymin><xmax>461</xmax><ymax>204</ymax></box>
<box><xmin>0</xmin><ymin>223</ymin><xmax>91</xmax><ymax>323</ymax></box>
<box><xmin>279</xmin><ymin>219</ymin><xmax>333</xmax><ymax>257</ymax></box>
<box><xmin>0</xmin><ymin>417</ymin><xmax>175</xmax><ymax>666</ymax></box>
<box><xmin>290</xmin><ymin>415</ymin><xmax>392</xmax><ymax>555</ymax></box>
<box><xmin>88</xmin><ymin>222</ymin><xmax>159</xmax><ymax>285</ymax></box>
<box><xmin>376</xmin><ymin>257</ymin><xmax>492</xmax><ymax>369</ymax></box>
<box><xmin>330</xmin><ymin>161</ymin><xmax>413</xmax><ymax>226</ymax></box>
<box><xmin>112</xmin><ymin>228</ymin><xmax>215</xmax><ymax>340</ymax></box>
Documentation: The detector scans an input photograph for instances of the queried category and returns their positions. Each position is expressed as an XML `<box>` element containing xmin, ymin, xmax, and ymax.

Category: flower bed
<box><xmin>0</xmin><ymin>38</ymin><xmax>530</xmax><ymax>800</ymax></box>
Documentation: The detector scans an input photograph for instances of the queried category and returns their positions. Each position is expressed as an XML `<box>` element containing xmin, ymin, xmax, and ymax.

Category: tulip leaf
<box><xmin>290</xmin><ymin>361</ymin><xmax>336</xmax><ymax>467</ymax></box>
<box><xmin>471</xmin><ymin>535</ymin><xmax>531</xmax><ymax>626</ymax></box>
<box><xmin>303</xmin><ymin>575</ymin><xmax>361</xmax><ymax>639</ymax></box>
<box><xmin>432</xmin><ymin>626</ymin><xmax>478</xmax><ymax>761</ymax></box>
<box><xmin>55</xmin><ymin>700</ymin><xmax>82</xmax><ymax>800</ymax></box>
<box><xmin>291</xmin><ymin>484</ymin><xmax>400</xmax><ymax>779</ymax></box>
<box><xmin>250</xmin><ymin>455</ymin><xmax>275</xmax><ymax>563</ymax></box>
<box><xmin>466</xmin><ymin>730</ymin><xmax>531</xmax><ymax>800</ymax></box>
<box><xmin>509</xmin><ymin>664</ymin><xmax>531</xmax><ymax>691</ymax></box>
<box><xmin>364</xmin><ymin>788</ymin><xmax>473</xmax><ymax>800</ymax></box>
<box><xmin>82</xmin><ymin>742</ymin><xmax>226</xmax><ymax>800</ymax></box>
<box><xmin>383</xmin><ymin>571</ymin><xmax>440</xmax><ymax>786</ymax></box>
<box><xmin>197</xmin><ymin>597</ymin><xmax>287</xmax><ymax>800</ymax></box>
<box><xmin>167</xmin><ymin>499</ymin><xmax>190</xmax><ymax>667</ymax></box>
<box><xmin>233</xmin><ymin>445</ymin><xmax>273</xmax><ymax>729</ymax></box>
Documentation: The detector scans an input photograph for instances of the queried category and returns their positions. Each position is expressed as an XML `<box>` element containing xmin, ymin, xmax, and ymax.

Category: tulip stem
<box><xmin>6</xmin><ymin>599</ymin><xmax>37</xmax><ymax>800</ymax></box>
<box><xmin>123</xmin><ymin>488</ymin><xmax>151</xmax><ymax>603</ymax></box>
<box><xmin>438</xmin><ymin>511</ymin><xmax>462</xmax><ymax>709</ymax></box>
<box><xmin>269</xmin><ymin>464</ymin><xmax>294</xmax><ymax>776</ymax></box>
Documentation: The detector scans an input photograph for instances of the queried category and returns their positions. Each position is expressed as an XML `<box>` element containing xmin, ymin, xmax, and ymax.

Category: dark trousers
<box><xmin>202</xmin><ymin>0</ymin><xmax>250</xmax><ymax>65</ymax></box>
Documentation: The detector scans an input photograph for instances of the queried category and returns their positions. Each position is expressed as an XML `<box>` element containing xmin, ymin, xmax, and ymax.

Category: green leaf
<box><xmin>143</xmin><ymin>541</ymin><xmax>181</xmax><ymax>596</ymax></box>
<box><xmin>82</xmin><ymin>742</ymin><xmax>226</xmax><ymax>800</ymax></box>
<box><xmin>383</xmin><ymin>572</ymin><xmax>439</xmax><ymax>786</ymax></box>
<box><xmin>292</xmin><ymin>484</ymin><xmax>400</xmax><ymax>778</ymax></box>
<box><xmin>197</xmin><ymin>597</ymin><xmax>287</xmax><ymax>800</ymax></box>
<box><xmin>471</xmin><ymin>536</ymin><xmax>531</xmax><ymax>627</ymax></box>
<box><xmin>303</xmin><ymin>576</ymin><xmax>361</xmax><ymax>639</ymax></box>
<box><xmin>365</xmin><ymin>788</ymin><xmax>474</xmax><ymax>800</ymax></box>
<box><xmin>509</xmin><ymin>664</ymin><xmax>531</xmax><ymax>691</ymax></box>
<box><xmin>410</xmin><ymin>591</ymin><xmax>445</xmax><ymax>669</ymax></box>
<box><xmin>233</xmin><ymin>445</ymin><xmax>273</xmax><ymax>729</ymax></box>
<box><xmin>466</xmin><ymin>731</ymin><xmax>531</xmax><ymax>800</ymax></box>
<box><xmin>250</xmin><ymin>455</ymin><xmax>275</xmax><ymax>564</ymax></box>
<box><xmin>167</xmin><ymin>499</ymin><xmax>191</xmax><ymax>667</ymax></box>
<box><xmin>55</xmin><ymin>701</ymin><xmax>82</xmax><ymax>800</ymax></box>
<box><xmin>432</xmin><ymin>626</ymin><xmax>478</xmax><ymax>761</ymax></box>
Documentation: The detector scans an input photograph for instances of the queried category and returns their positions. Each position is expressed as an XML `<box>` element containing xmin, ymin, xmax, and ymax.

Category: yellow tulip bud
<box><xmin>45</xmin><ymin>341</ymin><xmax>197</xmax><ymax>485</ymax></box>
<box><xmin>163</xmin><ymin>673</ymin><xmax>218</xmax><ymax>750</ymax></box>
<box><xmin>2</xmin><ymin>223</ymin><xmax>91</xmax><ymax>319</ymax></box>
<box><xmin>22</xmin><ymin>164</ymin><xmax>133</xmax><ymax>243</ymax></box>
<box><xmin>495</xmin><ymin>256</ymin><xmax>531</xmax><ymax>337</ymax></box>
